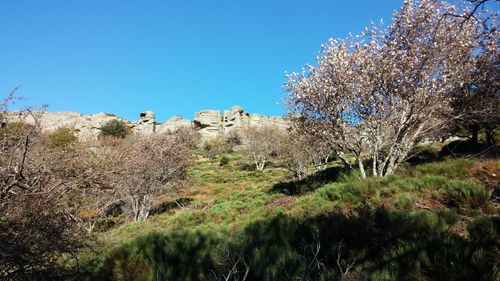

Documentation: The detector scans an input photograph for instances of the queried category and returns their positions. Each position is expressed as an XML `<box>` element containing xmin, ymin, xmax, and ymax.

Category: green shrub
<box><xmin>407</xmin><ymin>143</ymin><xmax>442</xmax><ymax>164</ymax></box>
<box><xmin>99</xmin><ymin>119</ymin><xmax>129</xmax><ymax>138</ymax></box>
<box><xmin>395</xmin><ymin>193</ymin><xmax>417</xmax><ymax>209</ymax></box>
<box><xmin>445</xmin><ymin>180</ymin><xmax>492</xmax><ymax>210</ymax></box>
<box><xmin>47</xmin><ymin>126</ymin><xmax>77</xmax><ymax>148</ymax></box>
<box><xmin>1</xmin><ymin>121</ymin><xmax>36</xmax><ymax>138</ymax></box>
<box><xmin>468</xmin><ymin>217</ymin><xmax>498</xmax><ymax>242</ymax></box>
<box><xmin>317</xmin><ymin>183</ymin><xmax>360</xmax><ymax>202</ymax></box>
<box><xmin>383</xmin><ymin>209</ymin><xmax>458</xmax><ymax>235</ymax></box>
<box><xmin>91</xmin><ymin>231</ymin><xmax>222</xmax><ymax>281</ymax></box>
<box><xmin>219</xmin><ymin>155</ymin><xmax>229</xmax><ymax>166</ymax></box>
<box><xmin>413</xmin><ymin>158</ymin><xmax>474</xmax><ymax>179</ymax></box>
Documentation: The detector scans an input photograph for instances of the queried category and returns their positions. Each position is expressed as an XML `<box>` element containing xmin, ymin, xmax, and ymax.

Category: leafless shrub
<box><xmin>241</xmin><ymin>126</ymin><xmax>286</xmax><ymax>171</ymax></box>
<box><xmin>281</xmin><ymin>130</ymin><xmax>334</xmax><ymax>179</ymax></box>
<box><xmin>0</xmin><ymin>89</ymin><xmax>85</xmax><ymax>280</ymax></box>
<box><xmin>109</xmin><ymin>132</ymin><xmax>195</xmax><ymax>221</ymax></box>
<box><xmin>204</xmin><ymin>133</ymin><xmax>233</xmax><ymax>158</ymax></box>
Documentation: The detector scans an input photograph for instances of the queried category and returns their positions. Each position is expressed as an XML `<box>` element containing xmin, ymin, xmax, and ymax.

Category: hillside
<box><xmin>77</xmin><ymin>143</ymin><xmax>499</xmax><ymax>281</ymax></box>
<box><xmin>1</xmin><ymin>0</ymin><xmax>499</xmax><ymax>280</ymax></box>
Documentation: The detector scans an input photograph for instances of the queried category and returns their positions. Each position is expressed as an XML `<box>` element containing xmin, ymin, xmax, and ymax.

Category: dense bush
<box><xmin>99</xmin><ymin>119</ymin><xmax>129</xmax><ymax>138</ymax></box>
<box><xmin>47</xmin><ymin>126</ymin><xmax>77</xmax><ymax>148</ymax></box>
<box><xmin>0</xmin><ymin>114</ymin><xmax>85</xmax><ymax>280</ymax></box>
<box><xmin>0</xmin><ymin>121</ymin><xmax>37</xmax><ymax>144</ymax></box>
<box><xmin>219</xmin><ymin>155</ymin><xmax>229</xmax><ymax>166</ymax></box>
<box><xmin>87</xmin><ymin>231</ymin><xmax>221</xmax><ymax>281</ymax></box>
<box><xmin>0</xmin><ymin>198</ymin><xmax>85</xmax><ymax>280</ymax></box>
<box><xmin>467</xmin><ymin>216</ymin><xmax>499</xmax><ymax>243</ymax></box>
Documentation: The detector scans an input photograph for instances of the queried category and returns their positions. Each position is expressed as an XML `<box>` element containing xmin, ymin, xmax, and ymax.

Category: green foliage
<box><xmin>88</xmin><ymin>231</ymin><xmax>222</xmax><ymax>281</ymax></box>
<box><xmin>219</xmin><ymin>155</ymin><xmax>229</xmax><ymax>166</ymax></box>
<box><xmin>99</xmin><ymin>119</ymin><xmax>129</xmax><ymax>138</ymax></box>
<box><xmin>395</xmin><ymin>193</ymin><xmax>417</xmax><ymax>209</ymax></box>
<box><xmin>0</xmin><ymin>121</ymin><xmax>36</xmax><ymax>139</ymax></box>
<box><xmin>407</xmin><ymin>143</ymin><xmax>443</xmax><ymax>164</ymax></box>
<box><xmin>445</xmin><ymin>180</ymin><xmax>492</xmax><ymax>209</ymax></box>
<box><xmin>468</xmin><ymin>216</ymin><xmax>499</xmax><ymax>243</ymax></box>
<box><xmin>47</xmin><ymin>126</ymin><xmax>77</xmax><ymax>148</ymax></box>
<box><xmin>409</xmin><ymin>158</ymin><xmax>475</xmax><ymax>179</ymax></box>
<box><xmin>89</xmin><ymin>209</ymin><xmax>498</xmax><ymax>281</ymax></box>
<box><xmin>82</xmin><ymin>156</ymin><xmax>499</xmax><ymax>281</ymax></box>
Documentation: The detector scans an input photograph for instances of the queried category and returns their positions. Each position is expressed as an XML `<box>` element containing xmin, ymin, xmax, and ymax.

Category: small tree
<box><xmin>281</xmin><ymin>131</ymin><xmax>334</xmax><ymax>179</ymax></box>
<box><xmin>242</xmin><ymin>126</ymin><xmax>286</xmax><ymax>171</ymax></box>
<box><xmin>116</xmin><ymin>132</ymin><xmax>194</xmax><ymax>221</ymax></box>
<box><xmin>99</xmin><ymin>119</ymin><xmax>129</xmax><ymax>138</ymax></box>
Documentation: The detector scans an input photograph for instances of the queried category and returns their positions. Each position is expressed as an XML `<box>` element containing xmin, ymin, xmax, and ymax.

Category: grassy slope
<box><xmin>78</xmin><ymin>148</ymin><xmax>499</xmax><ymax>280</ymax></box>
<box><xmin>96</xmin><ymin>151</ymin><xmax>498</xmax><ymax>250</ymax></box>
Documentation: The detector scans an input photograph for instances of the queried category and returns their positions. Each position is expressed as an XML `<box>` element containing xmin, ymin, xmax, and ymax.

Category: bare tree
<box><xmin>0</xmin><ymin>90</ymin><xmax>85</xmax><ymax>280</ymax></box>
<box><xmin>114</xmin><ymin>132</ymin><xmax>195</xmax><ymax>221</ymax></box>
<box><xmin>241</xmin><ymin>126</ymin><xmax>286</xmax><ymax>171</ymax></box>
<box><xmin>281</xmin><ymin>130</ymin><xmax>334</xmax><ymax>179</ymax></box>
<box><xmin>286</xmin><ymin>0</ymin><xmax>482</xmax><ymax>178</ymax></box>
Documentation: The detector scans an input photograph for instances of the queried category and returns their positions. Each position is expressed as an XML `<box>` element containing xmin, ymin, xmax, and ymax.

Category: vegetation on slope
<box><xmin>78</xmin><ymin>149</ymin><xmax>499</xmax><ymax>281</ymax></box>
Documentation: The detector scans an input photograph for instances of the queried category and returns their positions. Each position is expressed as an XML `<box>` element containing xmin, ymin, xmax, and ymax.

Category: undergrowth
<box><xmin>80</xmin><ymin>155</ymin><xmax>499</xmax><ymax>281</ymax></box>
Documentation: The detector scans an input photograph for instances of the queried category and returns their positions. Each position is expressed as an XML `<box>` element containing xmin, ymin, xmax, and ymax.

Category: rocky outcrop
<box><xmin>6</xmin><ymin>111</ymin><xmax>129</xmax><ymax>140</ymax></box>
<box><xmin>193</xmin><ymin>106</ymin><xmax>289</xmax><ymax>139</ymax></box>
<box><xmin>5</xmin><ymin>106</ymin><xmax>289</xmax><ymax>141</ymax></box>
<box><xmin>193</xmin><ymin>110</ymin><xmax>223</xmax><ymax>138</ymax></box>
<box><xmin>156</xmin><ymin>116</ymin><xmax>192</xmax><ymax>134</ymax></box>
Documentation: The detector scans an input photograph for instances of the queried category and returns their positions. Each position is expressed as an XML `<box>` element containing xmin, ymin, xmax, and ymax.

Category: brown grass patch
<box><xmin>265</xmin><ymin>196</ymin><xmax>297</xmax><ymax>210</ymax></box>
<box><xmin>468</xmin><ymin>160</ymin><xmax>499</xmax><ymax>189</ymax></box>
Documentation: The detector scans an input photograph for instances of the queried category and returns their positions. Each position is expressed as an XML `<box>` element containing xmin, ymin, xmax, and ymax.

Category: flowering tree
<box><xmin>450</xmin><ymin>10</ymin><xmax>499</xmax><ymax>146</ymax></box>
<box><xmin>286</xmin><ymin>0</ymin><xmax>482</xmax><ymax>178</ymax></box>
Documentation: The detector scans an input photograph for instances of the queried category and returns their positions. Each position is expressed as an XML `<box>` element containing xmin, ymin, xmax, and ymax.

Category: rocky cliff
<box><xmin>6</xmin><ymin>106</ymin><xmax>289</xmax><ymax>141</ymax></box>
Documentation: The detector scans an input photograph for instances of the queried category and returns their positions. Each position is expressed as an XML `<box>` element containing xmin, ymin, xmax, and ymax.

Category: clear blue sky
<box><xmin>0</xmin><ymin>0</ymin><xmax>403</xmax><ymax>121</ymax></box>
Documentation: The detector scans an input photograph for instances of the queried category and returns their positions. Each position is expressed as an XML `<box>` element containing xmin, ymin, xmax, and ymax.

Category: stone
<box><xmin>139</xmin><ymin>111</ymin><xmax>155</xmax><ymax>124</ymax></box>
<box><xmin>156</xmin><ymin>116</ymin><xmax>192</xmax><ymax>134</ymax></box>
<box><xmin>4</xmin><ymin>106</ymin><xmax>290</xmax><ymax>142</ymax></box>
<box><xmin>222</xmin><ymin>105</ymin><xmax>250</xmax><ymax>136</ymax></box>
<box><xmin>194</xmin><ymin>110</ymin><xmax>222</xmax><ymax>139</ymax></box>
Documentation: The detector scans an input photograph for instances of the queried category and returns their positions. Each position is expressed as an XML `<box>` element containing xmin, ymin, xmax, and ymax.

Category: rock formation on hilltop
<box><xmin>5</xmin><ymin>106</ymin><xmax>289</xmax><ymax>141</ymax></box>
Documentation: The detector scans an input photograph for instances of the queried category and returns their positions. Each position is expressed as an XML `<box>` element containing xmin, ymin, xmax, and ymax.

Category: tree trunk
<box><xmin>256</xmin><ymin>161</ymin><xmax>265</xmax><ymax>171</ymax></box>
<box><xmin>337</xmin><ymin>152</ymin><xmax>353</xmax><ymax>171</ymax></box>
<box><xmin>357</xmin><ymin>157</ymin><xmax>366</xmax><ymax>179</ymax></box>
<box><xmin>372</xmin><ymin>155</ymin><xmax>378</xmax><ymax>177</ymax></box>
<box><xmin>486</xmin><ymin>128</ymin><xmax>495</xmax><ymax>146</ymax></box>
<box><xmin>384</xmin><ymin>155</ymin><xmax>397</xmax><ymax>176</ymax></box>
<box><xmin>471</xmin><ymin>126</ymin><xmax>479</xmax><ymax>147</ymax></box>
